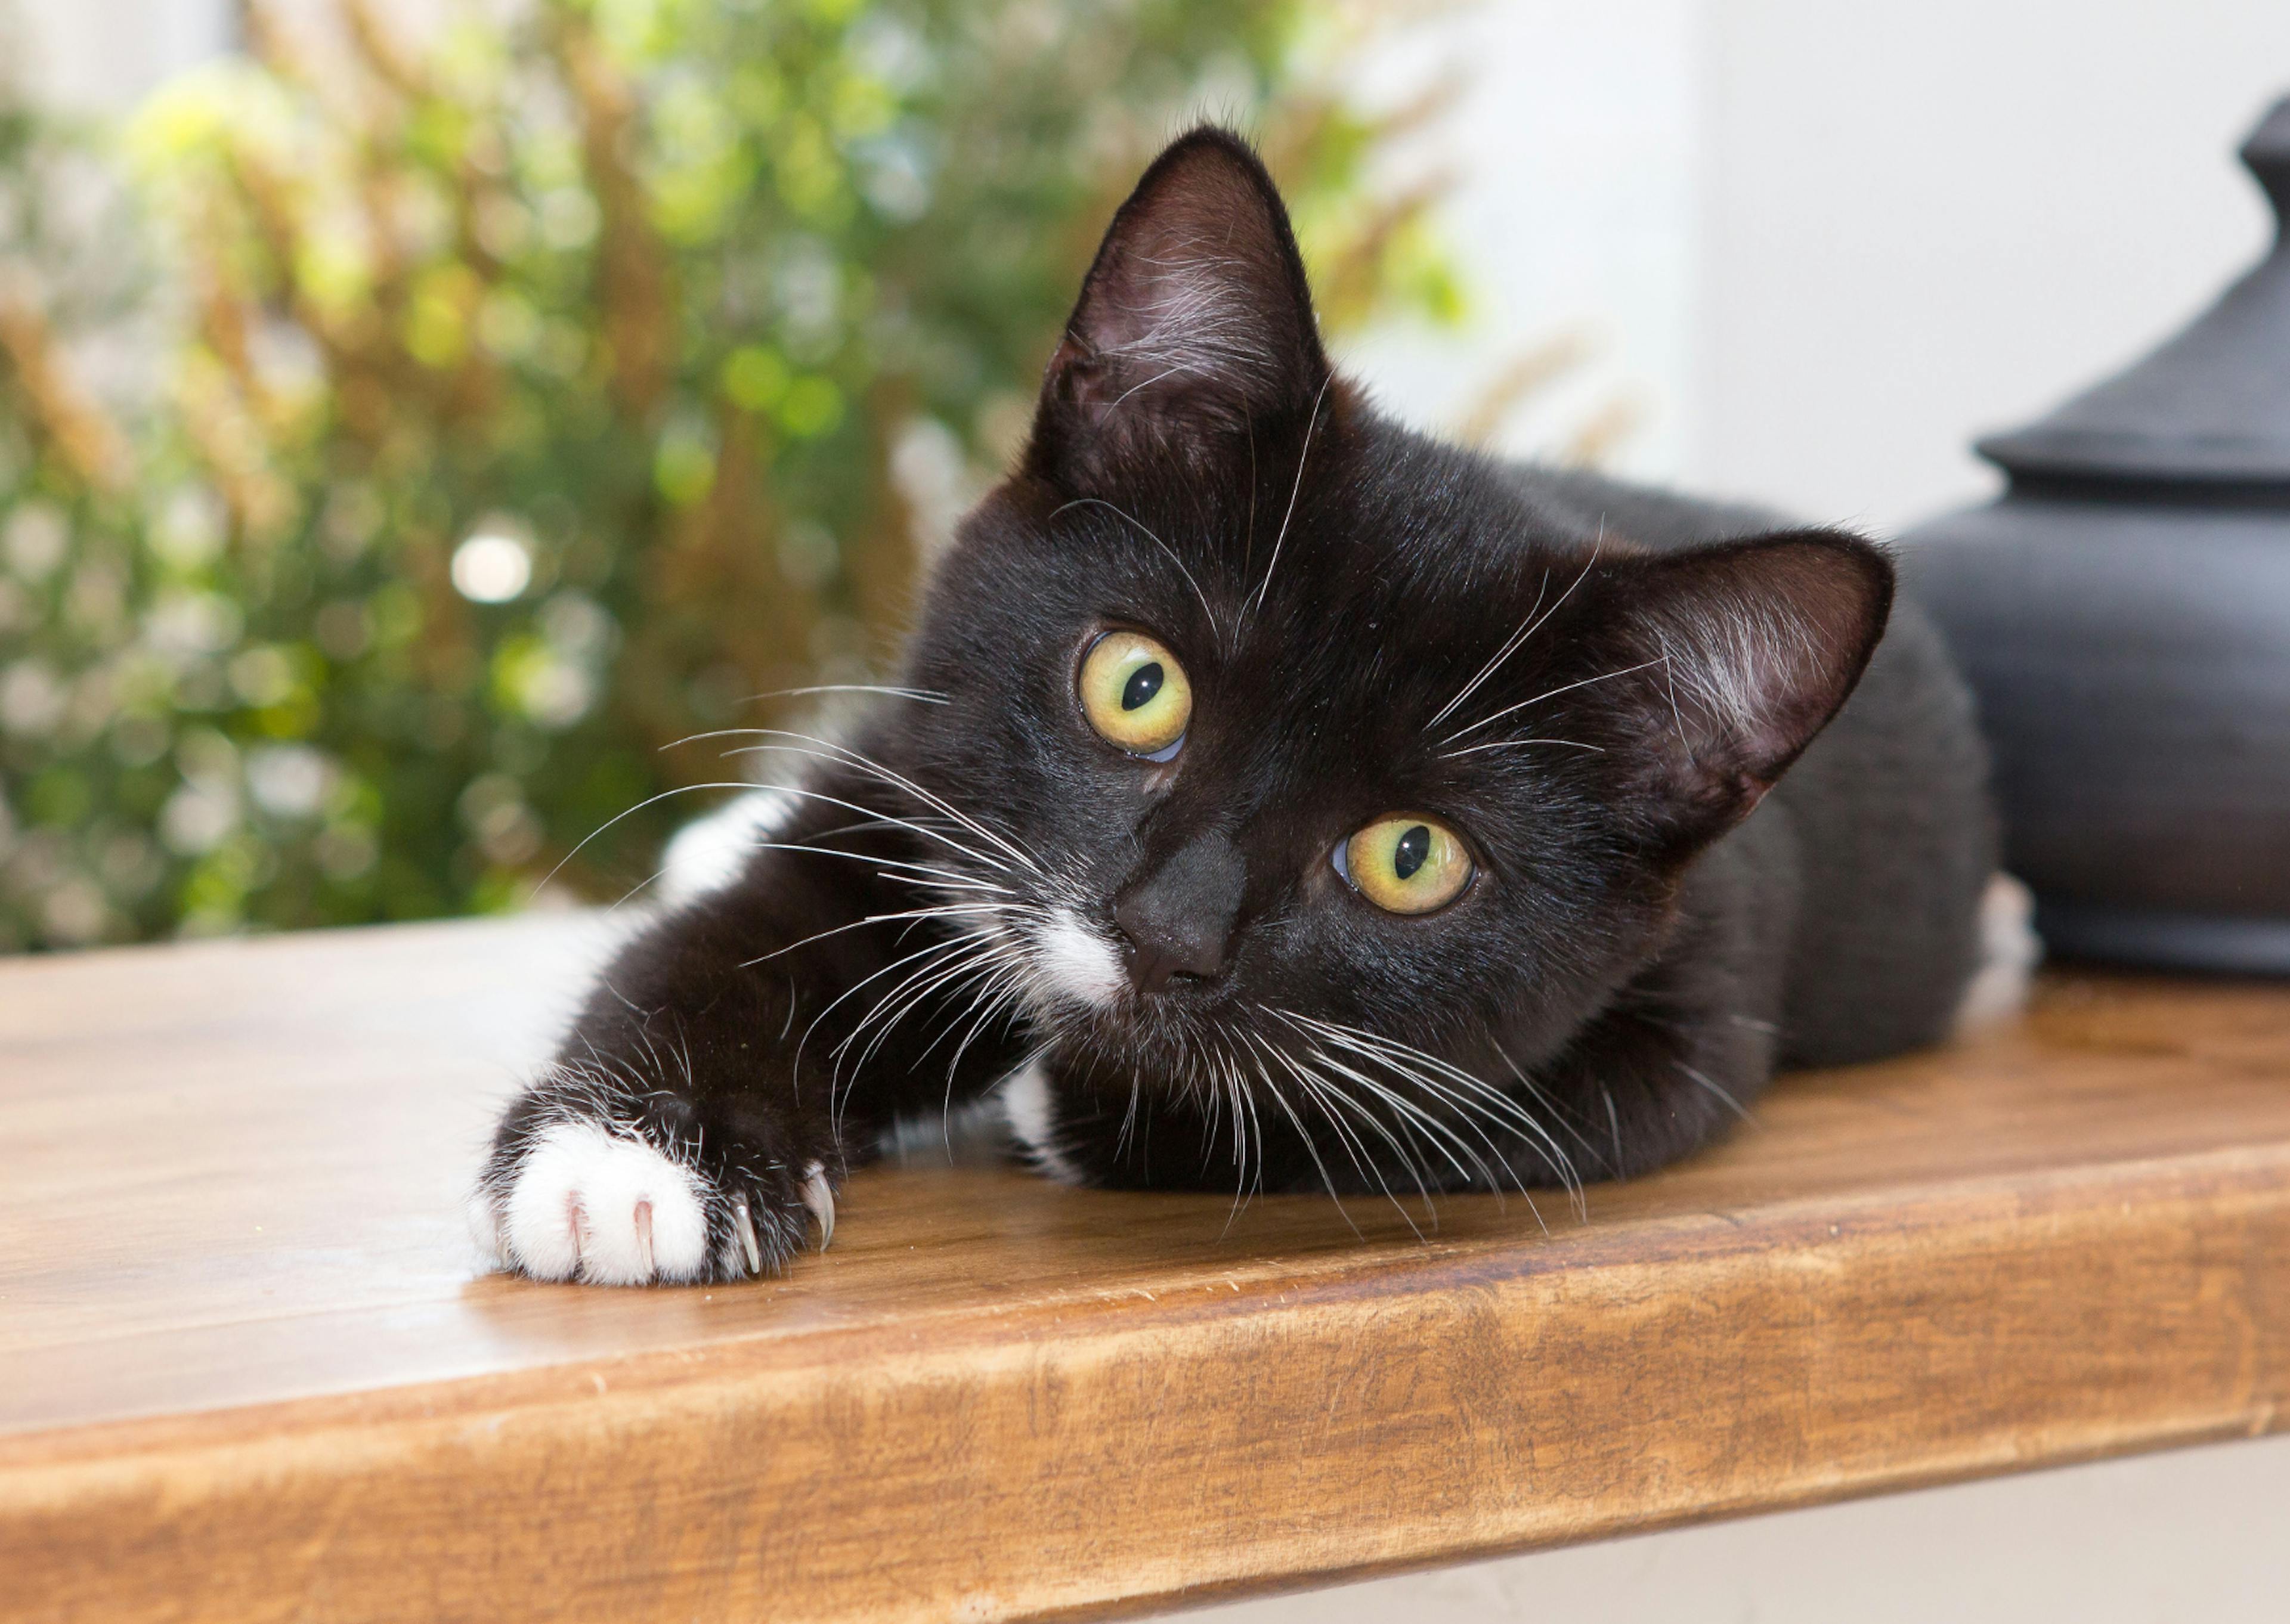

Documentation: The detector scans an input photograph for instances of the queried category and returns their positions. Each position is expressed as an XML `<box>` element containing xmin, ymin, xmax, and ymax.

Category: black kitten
<box><xmin>471</xmin><ymin>129</ymin><xmax>2010</xmax><ymax>1284</ymax></box>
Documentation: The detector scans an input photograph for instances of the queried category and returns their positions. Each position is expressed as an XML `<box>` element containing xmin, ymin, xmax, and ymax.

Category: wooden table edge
<box><xmin>8</xmin><ymin>1136</ymin><xmax>2286</xmax><ymax>1622</ymax></box>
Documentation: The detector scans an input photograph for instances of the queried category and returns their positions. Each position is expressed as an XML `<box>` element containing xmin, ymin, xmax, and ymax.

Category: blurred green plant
<box><xmin>0</xmin><ymin>0</ymin><xmax>1459</xmax><ymax>950</ymax></box>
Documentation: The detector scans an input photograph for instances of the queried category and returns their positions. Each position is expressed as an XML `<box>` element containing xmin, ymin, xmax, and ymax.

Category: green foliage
<box><xmin>0</xmin><ymin>0</ymin><xmax>1453</xmax><ymax>950</ymax></box>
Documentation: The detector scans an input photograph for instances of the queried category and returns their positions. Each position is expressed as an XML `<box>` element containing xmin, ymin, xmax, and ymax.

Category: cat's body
<box><xmin>1514</xmin><ymin>466</ymin><xmax>2000</xmax><ymax>1071</ymax></box>
<box><xmin>472</xmin><ymin>131</ymin><xmax>2013</xmax><ymax>1285</ymax></box>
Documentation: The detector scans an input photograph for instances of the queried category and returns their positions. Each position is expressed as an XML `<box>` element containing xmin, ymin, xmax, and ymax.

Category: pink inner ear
<box><xmin>1033</xmin><ymin>128</ymin><xmax>1329</xmax><ymax>467</ymax></box>
<box><xmin>1671</xmin><ymin>590</ymin><xmax>1856</xmax><ymax>777</ymax></box>
<box><xmin>1614</xmin><ymin>531</ymin><xmax>1893</xmax><ymax>844</ymax></box>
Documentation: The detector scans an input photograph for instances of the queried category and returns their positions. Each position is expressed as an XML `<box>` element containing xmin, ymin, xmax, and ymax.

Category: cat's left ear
<box><xmin>1589</xmin><ymin>531</ymin><xmax>1895</xmax><ymax>859</ymax></box>
<box><xmin>1025</xmin><ymin>127</ymin><xmax>1332</xmax><ymax>489</ymax></box>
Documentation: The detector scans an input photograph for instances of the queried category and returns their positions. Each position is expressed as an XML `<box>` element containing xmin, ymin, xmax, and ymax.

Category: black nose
<box><xmin>1112</xmin><ymin>830</ymin><xmax>1245</xmax><ymax>995</ymax></box>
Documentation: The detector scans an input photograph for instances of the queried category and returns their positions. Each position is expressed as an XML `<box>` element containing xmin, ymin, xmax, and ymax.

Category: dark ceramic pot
<box><xmin>1902</xmin><ymin>95</ymin><xmax>2290</xmax><ymax>973</ymax></box>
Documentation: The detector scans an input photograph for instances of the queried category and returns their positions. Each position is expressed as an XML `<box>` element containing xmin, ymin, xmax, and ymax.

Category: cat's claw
<box><xmin>632</xmin><ymin>1198</ymin><xmax>655</xmax><ymax>1278</ymax></box>
<box><xmin>732</xmin><ymin>1199</ymin><xmax>763</xmax><ymax>1275</ymax></box>
<box><xmin>801</xmin><ymin>1162</ymin><xmax>835</xmax><ymax>1250</ymax></box>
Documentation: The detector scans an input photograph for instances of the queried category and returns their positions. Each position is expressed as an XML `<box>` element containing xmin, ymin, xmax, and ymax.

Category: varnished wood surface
<box><xmin>2</xmin><ymin>915</ymin><xmax>2287</xmax><ymax>1622</ymax></box>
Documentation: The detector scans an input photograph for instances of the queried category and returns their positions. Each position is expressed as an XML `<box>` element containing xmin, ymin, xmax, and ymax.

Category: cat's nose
<box><xmin>1112</xmin><ymin>830</ymin><xmax>1245</xmax><ymax>995</ymax></box>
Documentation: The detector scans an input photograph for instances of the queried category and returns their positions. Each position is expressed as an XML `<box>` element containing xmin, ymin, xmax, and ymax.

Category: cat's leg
<box><xmin>471</xmin><ymin>765</ymin><xmax>1035</xmax><ymax>1284</ymax></box>
<box><xmin>1514</xmin><ymin>998</ymin><xmax>1776</xmax><ymax>1186</ymax></box>
<box><xmin>1003</xmin><ymin>1047</ymin><xmax>1493</xmax><ymax>1205</ymax></box>
<box><xmin>1001</xmin><ymin>1054</ymin><xmax>1239</xmax><ymax>1192</ymax></box>
<box><xmin>1513</xmin><ymin>819</ymin><xmax>1796</xmax><ymax>1186</ymax></box>
<box><xmin>999</xmin><ymin>994</ymin><xmax>1780</xmax><ymax>1203</ymax></box>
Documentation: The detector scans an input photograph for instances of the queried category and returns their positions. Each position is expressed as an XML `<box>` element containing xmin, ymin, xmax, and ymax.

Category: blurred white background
<box><xmin>1346</xmin><ymin>0</ymin><xmax>2290</xmax><ymax>530</ymax></box>
<box><xmin>27</xmin><ymin>1</ymin><xmax>2290</xmax><ymax>532</ymax></box>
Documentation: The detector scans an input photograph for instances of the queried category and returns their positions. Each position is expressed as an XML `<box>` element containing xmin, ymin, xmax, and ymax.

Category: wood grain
<box><xmin>2</xmin><ymin>916</ymin><xmax>2287</xmax><ymax>1622</ymax></box>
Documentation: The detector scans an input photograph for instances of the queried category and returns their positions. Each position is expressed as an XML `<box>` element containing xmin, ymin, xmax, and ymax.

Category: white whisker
<box><xmin>1426</xmin><ymin>571</ymin><xmax>1551</xmax><ymax>733</ymax></box>
<box><xmin>734</xmin><ymin>683</ymin><xmax>949</xmax><ymax>706</ymax></box>
<box><xmin>1440</xmin><ymin>737</ymin><xmax>1607</xmax><ymax>760</ymax></box>
<box><xmin>1282</xmin><ymin>1011</ymin><xmax>1582</xmax><ymax>1218</ymax></box>
<box><xmin>743</xmin><ymin>901</ymin><xmax>1021</xmax><ymax>967</ymax></box>
<box><xmin>1428</xmin><ymin>536</ymin><xmax>1607</xmax><ymax>738</ymax></box>
<box><xmin>728</xmin><ymin>731</ymin><xmax>1044</xmax><ymax>876</ymax></box>
<box><xmin>1442</xmin><ymin>655</ymin><xmax>1669</xmax><ymax>747</ymax></box>
<box><xmin>1243</xmin><ymin>375</ymin><xmax>1333</xmax><ymax>625</ymax></box>
<box><xmin>1677</xmin><ymin>1059</ymin><xmax>1756</xmax><ymax>1124</ymax></box>
<box><xmin>1053</xmin><ymin>497</ymin><xmax>1226</xmax><ymax>651</ymax></box>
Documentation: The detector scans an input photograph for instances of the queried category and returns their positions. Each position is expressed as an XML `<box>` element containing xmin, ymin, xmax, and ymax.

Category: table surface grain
<box><xmin>3</xmin><ymin>915</ymin><xmax>2287</xmax><ymax>1623</ymax></box>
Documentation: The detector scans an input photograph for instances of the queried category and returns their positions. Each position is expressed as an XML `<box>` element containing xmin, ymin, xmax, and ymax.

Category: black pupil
<box><xmin>1393</xmin><ymin>825</ymin><xmax>1431</xmax><ymax>881</ymax></box>
<box><xmin>1121</xmin><ymin>662</ymin><xmax>1164</xmax><ymax>711</ymax></box>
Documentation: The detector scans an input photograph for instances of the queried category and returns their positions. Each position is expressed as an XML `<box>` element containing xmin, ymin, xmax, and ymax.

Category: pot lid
<box><xmin>1978</xmin><ymin>95</ymin><xmax>2290</xmax><ymax>492</ymax></box>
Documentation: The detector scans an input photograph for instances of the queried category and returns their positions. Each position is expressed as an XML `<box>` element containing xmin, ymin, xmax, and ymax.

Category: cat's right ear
<box><xmin>1023</xmin><ymin>128</ymin><xmax>1332</xmax><ymax>491</ymax></box>
<box><xmin>1584</xmin><ymin>530</ymin><xmax>1895</xmax><ymax>861</ymax></box>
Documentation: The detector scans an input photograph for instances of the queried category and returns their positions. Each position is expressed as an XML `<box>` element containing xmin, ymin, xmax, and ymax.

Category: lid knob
<box><xmin>2241</xmin><ymin>96</ymin><xmax>2290</xmax><ymax>231</ymax></box>
<box><xmin>1972</xmin><ymin>89</ymin><xmax>2290</xmax><ymax>497</ymax></box>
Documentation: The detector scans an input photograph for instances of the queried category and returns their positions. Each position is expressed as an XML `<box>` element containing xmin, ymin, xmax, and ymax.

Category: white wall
<box><xmin>10</xmin><ymin>0</ymin><xmax>232</xmax><ymax>111</ymax></box>
<box><xmin>1338</xmin><ymin>0</ymin><xmax>1701</xmax><ymax>482</ymax></box>
<box><xmin>1345</xmin><ymin>0</ymin><xmax>2290</xmax><ymax>532</ymax></box>
<box><xmin>1692</xmin><ymin>0</ymin><xmax>2290</xmax><ymax>530</ymax></box>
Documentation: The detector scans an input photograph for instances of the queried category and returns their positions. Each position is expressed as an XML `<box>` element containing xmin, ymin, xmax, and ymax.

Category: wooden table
<box><xmin>3</xmin><ymin>916</ymin><xmax>2287</xmax><ymax>1622</ymax></box>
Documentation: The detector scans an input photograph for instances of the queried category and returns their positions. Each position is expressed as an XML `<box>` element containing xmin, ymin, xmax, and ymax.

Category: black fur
<box><xmin>475</xmin><ymin>129</ymin><xmax>1996</xmax><ymax>1279</ymax></box>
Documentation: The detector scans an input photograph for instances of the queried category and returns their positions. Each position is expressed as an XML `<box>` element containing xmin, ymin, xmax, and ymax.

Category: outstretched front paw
<box><xmin>469</xmin><ymin>1081</ymin><xmax>837</xmax><ymax>1285</ymax></box>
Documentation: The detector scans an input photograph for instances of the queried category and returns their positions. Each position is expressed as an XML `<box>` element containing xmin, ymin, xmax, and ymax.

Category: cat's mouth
<box><xmin>1009</xmin><ymin>904</ymin><xmax>1279</xmax><ymax>1095</ymax></box>
<box><xmin>1005</xmin><ymin>904</ymin><xmax>1250</xmax><ymax>1061</ymax></box>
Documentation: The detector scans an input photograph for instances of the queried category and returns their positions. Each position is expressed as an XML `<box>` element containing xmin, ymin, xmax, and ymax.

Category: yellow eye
<box><xmin>1078</xmin><ymin>630</ymin><xmax>1192</xmax><ymax>758</ymax></box>
<box><xmin>1340</xmin><ymin>814</ymin><xmax>1474</xmax><ymax>915</ymax></box>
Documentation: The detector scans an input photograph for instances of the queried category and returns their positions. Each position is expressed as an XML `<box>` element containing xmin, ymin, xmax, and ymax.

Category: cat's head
<box><xmin>895</xmin><ymin>129</ymin><xmax>1890</xmax><ymax>1158</ymax></box>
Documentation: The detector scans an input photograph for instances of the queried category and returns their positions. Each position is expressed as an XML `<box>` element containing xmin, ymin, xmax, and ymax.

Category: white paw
<box><xmin>491</xmin><ymin>1123</ymin><xmax>713</xmax><ymax>1285</ymax></box>
<box><xmin>471</xmin><ymin>1118</ymin><xmax>838</xmax><ymax>1285</ymax></box>
<box><xmin>1954</xmin><ymin>872</ymin><xmax>2044</xmax><ymax>1035</ymax></box>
